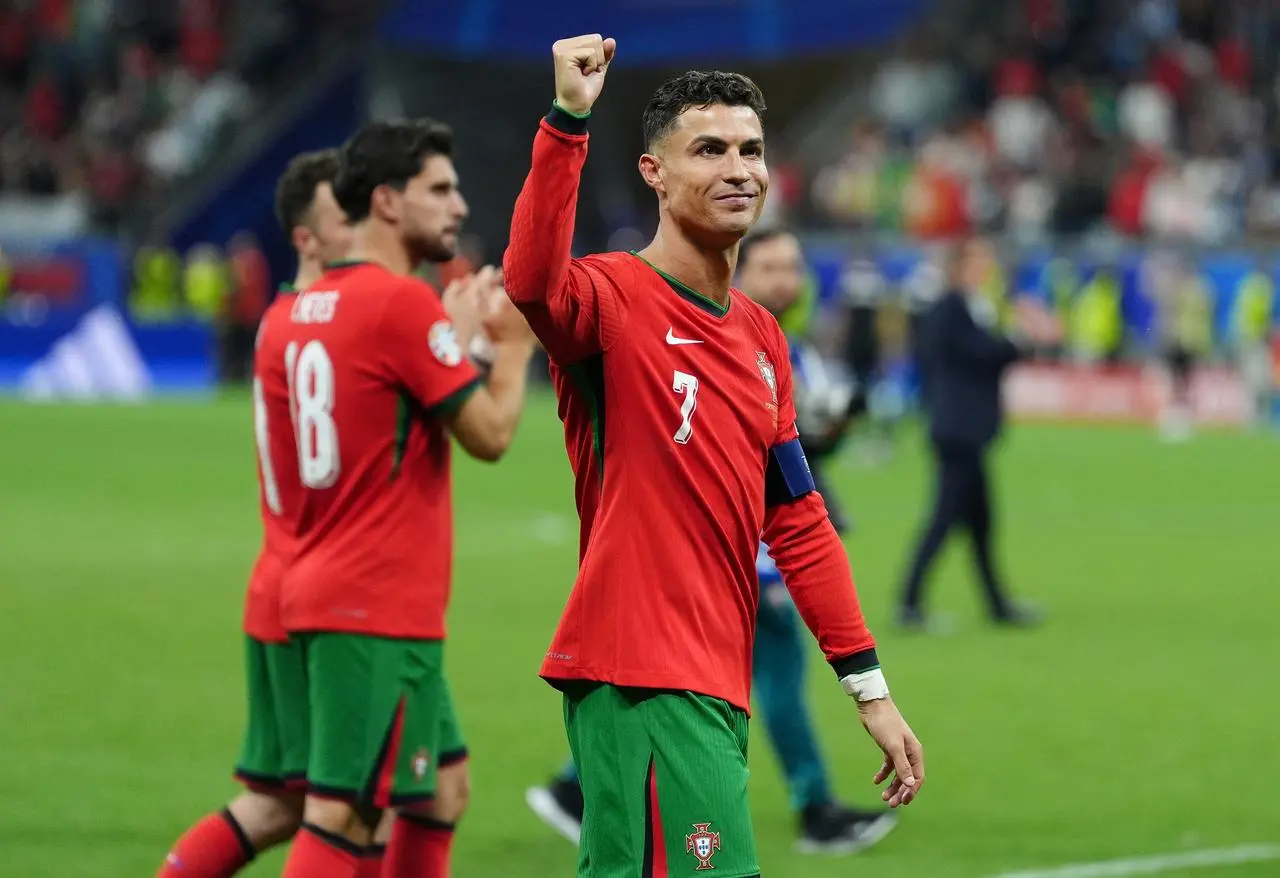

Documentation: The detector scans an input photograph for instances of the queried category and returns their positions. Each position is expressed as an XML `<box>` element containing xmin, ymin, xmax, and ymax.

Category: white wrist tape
<box><xmin>840</xmin><ymin>667</ymin><xmax>890</xmax><ymax>702</ymax></box>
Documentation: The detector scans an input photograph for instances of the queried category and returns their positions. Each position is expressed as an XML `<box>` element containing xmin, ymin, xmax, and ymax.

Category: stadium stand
<box><xmin>0</xmin><ymin>0</ymin><xmax>366</xmax><ymax>227</ymax></box>
<box><xmin>802</xmin><ymin>0</ymin><xmax>1280</xmax><ymax>244</ymax></box>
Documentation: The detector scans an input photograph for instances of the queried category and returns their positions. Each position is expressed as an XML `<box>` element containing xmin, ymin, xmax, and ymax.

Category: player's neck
<box><xmin>347</xmin><ymin>222</ymin><xmax>415</xmax><ymax>277</ymax></box>
<box><xmin>292</xmin><ymin>259</ymin><xmax>324</xmax><ymax>291</ymax></box>
<box><xmin>637</xmin><ymin>227</ymin><xmax>738</xmax><ymax>307</ymax></box>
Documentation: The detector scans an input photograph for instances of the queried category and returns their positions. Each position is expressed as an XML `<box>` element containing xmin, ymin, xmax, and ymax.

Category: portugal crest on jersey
<box><xmin>412</xmin><ymin>747</ymin><xmax>430</xmax><ymax>780</ymax></box>
<box><xmin>685</xmin><ymin>823</ymin><xmax>722</xmax><ymax>871</ymax></box>
<box><xmin>755</xmin><ymin>352</ymin><xmax>778</xmax><ymax>405</ymax></box>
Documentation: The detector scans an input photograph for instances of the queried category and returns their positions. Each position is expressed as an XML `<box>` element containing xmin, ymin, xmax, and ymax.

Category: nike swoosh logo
<box><xmin>666</xmin><ymin>328</ymin><xmax>703</xmax><ymax>346</ymax></box>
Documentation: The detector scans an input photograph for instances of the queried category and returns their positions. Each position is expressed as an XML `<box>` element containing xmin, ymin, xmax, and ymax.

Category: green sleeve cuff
<box><xmin>429</xmin><ymin>377</ymin><xmax>482</xmax><ymax>417</ymax></box>
<box><xmin>547</xmin><ymin>102</ymin><xmax>590</xmax><ymax>135</ymax></box>
<box><xmin>830</xmin><ymin>648</ymin><xmax>880</xmax><ymax>679</ymax></box>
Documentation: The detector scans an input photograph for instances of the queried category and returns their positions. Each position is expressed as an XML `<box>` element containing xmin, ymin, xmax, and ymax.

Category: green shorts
<box><xmin>235</xmin><ymin>635</ymin><xmax>310</xmax><ymax>791</ymax></box>
<box><xmin>564</xmin><ymin>683</ymin><xmax>758</xmax><ymax>878</ymax></box>
<box><xmin>299</xmin><ymin>633</ymin><xmax>466</xmax><ymax>808</ymax></box>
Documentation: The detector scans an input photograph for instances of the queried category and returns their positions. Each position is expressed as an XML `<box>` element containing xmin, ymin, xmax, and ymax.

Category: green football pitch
<box><xmin>2</xmin><ymin>392</ymin><xmax>1276</xmax><ymax>878</ymax></box>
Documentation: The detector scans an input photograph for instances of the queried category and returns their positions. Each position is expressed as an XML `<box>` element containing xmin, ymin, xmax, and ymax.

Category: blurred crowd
<box><xmin>121</xmin><ymin>230</ymin><xmax>485</xmax><ymax>382</ymax></box>
<box><xmin>0</xmin><ymin>0</ymin><xmax>363</xmax><ymax>226</ymax></box>
<box><xmin>807</xmin><ymin>0</ymin><xmax>1280</xmax><ymax>245</ymax></box>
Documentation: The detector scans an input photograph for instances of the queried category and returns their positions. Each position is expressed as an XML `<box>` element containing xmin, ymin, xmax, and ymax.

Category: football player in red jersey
<box><xmin>157</xmin><ymin>149</ymin><xmax>353</xmax><ymax>878</ymax></box>
<box><xmin>259</xmin><ymin>119</ymin><xmax>535</xmax><ymax>878</ymax></box>
<box><xmin>504</xmin><ymin>36</ymin><xmax>924</xmax><ymax>877</ymax></box>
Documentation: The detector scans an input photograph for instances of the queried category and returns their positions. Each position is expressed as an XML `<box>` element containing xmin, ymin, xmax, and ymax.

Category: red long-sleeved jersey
<box><xmin>243</xmin><ymin>289</ymin><xmax>298</xmax><ymax>643</ymax></box>
<box><xmin>504</xmin><ymin>108</ymin><xmax>879</xmax><ymax>712</ymax></box>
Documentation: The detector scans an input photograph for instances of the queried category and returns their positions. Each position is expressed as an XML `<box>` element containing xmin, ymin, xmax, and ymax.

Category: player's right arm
<box><xmin>444</xmin><ymin>286</ymin><xmax>537</xmax><ymax>462</ymax></box>
<box><xmin>503</xmin><ymin>34</ymin><xmax>628</xmax><ymax>365</ymax></box>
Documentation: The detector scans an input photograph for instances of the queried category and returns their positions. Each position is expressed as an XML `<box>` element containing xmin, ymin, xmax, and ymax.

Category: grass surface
<box><xmin>1</xmin><ymin>392</ymin><xmax>1275</xmax><ymax>877</ymax></box>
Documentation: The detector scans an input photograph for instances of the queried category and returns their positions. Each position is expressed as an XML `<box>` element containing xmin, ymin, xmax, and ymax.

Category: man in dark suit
<box><xmin>898</xmin><ymin>236</ymin><xmax>1058</xmax><ymax>628</ymax></box>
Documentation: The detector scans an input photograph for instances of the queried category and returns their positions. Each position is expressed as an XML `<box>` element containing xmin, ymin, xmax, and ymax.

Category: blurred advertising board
<box><xmin>1004</xmin><ymin>363</ymin><xmax>1249</xmax><ymax>426</ymax></box>
<box><xmin>0</xmin><ymin>238</ymin><xmax>213</xmax><ymax>398</ymax></box>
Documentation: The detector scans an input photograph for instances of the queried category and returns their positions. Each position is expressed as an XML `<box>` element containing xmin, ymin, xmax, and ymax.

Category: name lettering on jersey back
<box><xmin>291</xmin><ymin>290</ymin><xmax>340</xmax><ymax>324</ymax></box>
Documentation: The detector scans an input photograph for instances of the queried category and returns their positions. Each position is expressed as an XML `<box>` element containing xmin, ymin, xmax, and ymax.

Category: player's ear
<box><xmin>638</xmin><ymin>153</ymin><xmax>665</xmax><ymax>195</ymax></box>
<box><xmin>370</xmin><ymin>183</ymin><xmax>400</xmax><ymax>224</ymax></box>
<box><xmin>292</xmin><ymin>225</ymin><xmax>315</xmax><ymax>261</ymax></box>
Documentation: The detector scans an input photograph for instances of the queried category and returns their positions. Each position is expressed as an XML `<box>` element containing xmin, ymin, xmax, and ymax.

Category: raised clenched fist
<box><xmin>552</xmin><ymin>34</ymin><xmax>616</xmax><ymax>116</ymax></box>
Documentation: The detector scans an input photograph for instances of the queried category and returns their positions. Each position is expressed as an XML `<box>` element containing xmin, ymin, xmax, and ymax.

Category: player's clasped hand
<box><xmin>552</xmin><ymin>34</ymin><xmax>617</xmax><ymax>116</ymax></box>
<box><xmin>483</xmin><ymin>271</ymin><xmax>537</xmax><ymax>348</ymax></box>
<box><xmin>441</xmin><ymin>266</ymin><xmax>497</xmax><ymax>352</ymax></box>
<box><xmin>858</xmin><ymin>697</ymin><xmax>925</xmax><ymax>807</ymax></box>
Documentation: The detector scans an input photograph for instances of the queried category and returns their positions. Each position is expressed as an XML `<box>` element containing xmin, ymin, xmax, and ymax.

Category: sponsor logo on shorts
<box><xmin>685</xmin><ymin>822</ymin><xmax>722</xmax><ymax>871</ymax></box>
<box><xmin>412</xmin><ymin>747</ymin><xmax>431</xmax><ymax>780</ymax></box>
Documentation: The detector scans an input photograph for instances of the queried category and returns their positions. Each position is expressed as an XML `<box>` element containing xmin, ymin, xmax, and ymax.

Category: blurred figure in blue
<box><xmin>898</xmin><ymin>236</ymin><xmax>1058</xmax><ymax>630</ymax></box>
<box><xmin>839</xmin><ymin>253</ymin><xmax>901</xmax><ymax>462</ymax></box>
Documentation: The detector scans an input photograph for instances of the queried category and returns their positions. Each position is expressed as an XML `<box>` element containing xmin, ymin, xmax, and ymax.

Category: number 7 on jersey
<box><xmin>672</xmin><ymin>370</ymin><xmax>699</xmax><ymax>444</ymax></box>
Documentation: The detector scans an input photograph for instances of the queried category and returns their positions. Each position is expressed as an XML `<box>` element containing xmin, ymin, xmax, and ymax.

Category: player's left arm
<box><xmin>760</xmin><ymin>327</ymin><xmax>924</xmax><ymax>807</ymax></box>
<box><xmin>378</xmin><ymin>279</ymin><xmax>484</xmax><ymax>417</ymax></box>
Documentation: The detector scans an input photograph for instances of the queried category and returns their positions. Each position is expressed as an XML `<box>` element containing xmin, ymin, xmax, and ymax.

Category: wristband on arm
<box><xmin>840</xmin><ymin>667</ymin><xmax>890</xmax><ymax>702</ymax></box>
<box><xmin>832</xmin><ymin>649</ymin><xmax>889</xmax><ymax>702</ymax></box>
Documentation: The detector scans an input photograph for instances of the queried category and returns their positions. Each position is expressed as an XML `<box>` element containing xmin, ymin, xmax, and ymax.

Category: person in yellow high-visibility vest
<box><xmin>776</xmin><ymin>266</ymin><xmax>817</xmax><ymax>338</ymax></box>
<box><xmin>183</xmin><ymin>244</ymin><xmax>231</xmax><ymax>324</ymax></box>
<box><xmin>1070</xmin><ymin>266</ymin><xmax>1123</xmax><ymax>365</ymax></box>
<box><xmin>979</xmin><ymin>255</ymin><xmax>1011</xmax><ymax>331</ymax></box>
<box><xmin>0</xmin><ymin>246</ymin><xmax>11</xmax><ymax>305</ymax></box>
<box><xmin>130</xmin><ymin>245</ymin><xmax>183</xmax><ymax>322</ymax></box>
<box><xmin>1154</xmin><ymin>256</ymin><xmax>1214</xmax><ymax>440</ymax></box>
<box><xmin>1231</xmin><ymin>268</ymin><xmax>1275</xmax><ymax>425</ymax></box>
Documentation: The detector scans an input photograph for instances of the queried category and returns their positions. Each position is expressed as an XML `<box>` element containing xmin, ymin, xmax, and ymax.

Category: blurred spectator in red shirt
<box><xmin>34</xmin><ymin>0</ymin><xmax>71</xmax><ymax>42</ymax></box>
<box><xmin>24</xmin><ymin>72</ymin><xmax>63</xmax><ymax>140</ymax></box>
<box><xmin>215</xmin><ymin>233</ymin><xmax>271</xmax><ymax>382</ymax></box>
<box><xmin>229</xmin><ymin>232</ymin><xmax>270</xmax><ymax>328</ymax></box>
<box><xmin>182</xmin><ymin>0</ymin><xmax>224</xmax><ymax>81</ymax></box>
<box><xmin>0</xmin><ymin>8</ymin><xmax>30</xmax><ymax>87</ymax></box>
<box><xmin>994</xmin><ymin>55</ymin><xmax>1040</xmax><ymax>100</ymax></box>
<box><xmin>903</xmin><ymin>143</ymin><xmax>970</xmax><ymax>239</ymax></box>
<box><xmin>86</xmin><ymin>141</ymin><xmax>141</xmax><ymax>224</ymax></box>
<box><xmin>1215</xmin><ymin>36</ymin><xmax>1250</xmax><ymax>90</ymax></box>
<box><xmin>1148</xmin><ymin>45</ymin><xmax>1190</xmax><ymax>104</ymax></box>
<box><xmin>1109</xmin><ymin>147</ymin><xmax>1162</xmax><ymax>235</ymax></box>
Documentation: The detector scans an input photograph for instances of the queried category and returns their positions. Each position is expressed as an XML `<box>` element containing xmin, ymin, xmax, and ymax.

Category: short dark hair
<box><xmin>642</xmin><ymin>70</ymin><xmax>767</xmax><ymax>151</ymax></box>
<box><xmin>275</xmin><ymin>149</ymin><xmax>340</xmax><ymax>234</ymax></box>
<box><xmin>333</xmin><ymin>118</ymin><xmax>454</xmax><ymax>222</ymax></box>
<box><xmin>738</xmin><ymin>227</ymin><xmax>793</xmax><ymax>267</ymax></box>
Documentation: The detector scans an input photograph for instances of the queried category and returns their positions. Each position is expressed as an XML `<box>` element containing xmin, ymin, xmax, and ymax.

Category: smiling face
<box><xmin>640</xmin><ymin>103</ymin><xmax>769</xmax><ymax>246</ymax></box>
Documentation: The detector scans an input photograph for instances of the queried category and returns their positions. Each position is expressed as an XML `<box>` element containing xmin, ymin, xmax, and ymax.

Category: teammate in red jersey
<box><xmin>504</xmin><ymin>36</ymin><xmax>925</xmax><ymax>877</ymax></box>
<box><xmin>157</xmin><ymin>149</ymin><xmax>353</xmax><ymax>878</ymax></box>
<box><xmin>258</xmin><ymin>118</ymin><xmax>536</xmax><ymax>878</ymax></box>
